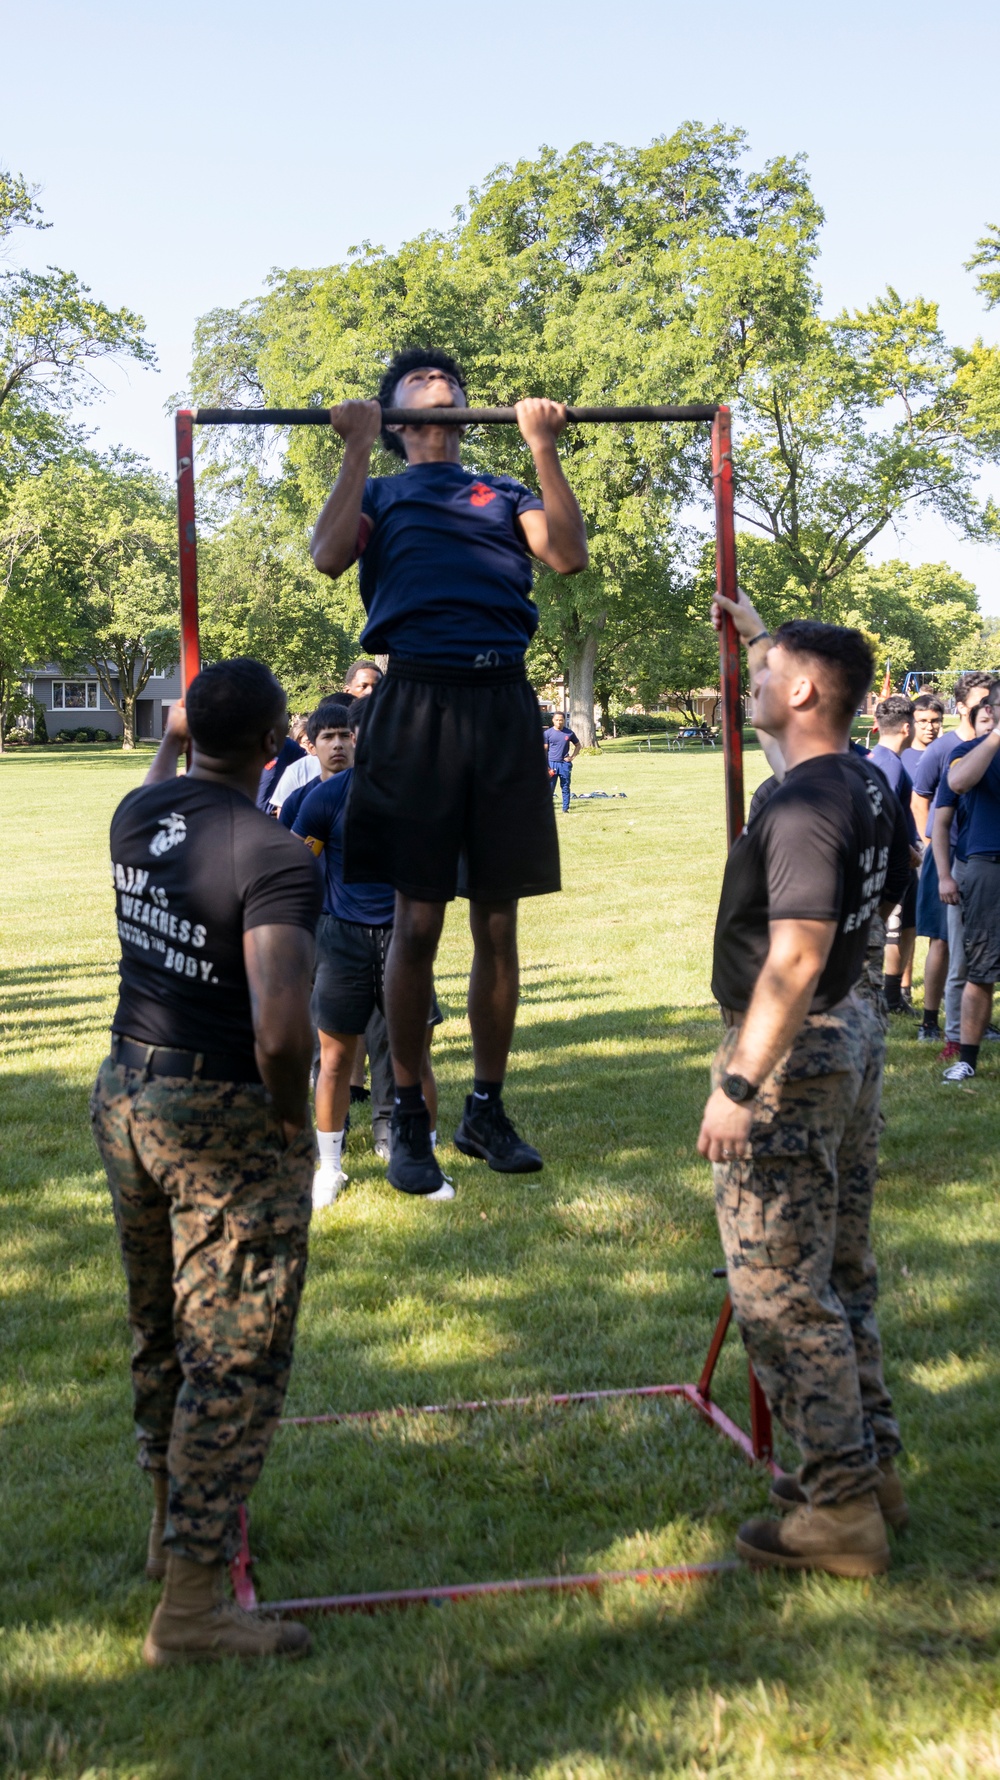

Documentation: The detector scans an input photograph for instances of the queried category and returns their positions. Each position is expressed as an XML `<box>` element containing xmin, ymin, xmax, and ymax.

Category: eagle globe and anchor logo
<box><xmin>149</xmin><ymin>812</ymin><xmax>187</xmax><ymax>856</ymax></box>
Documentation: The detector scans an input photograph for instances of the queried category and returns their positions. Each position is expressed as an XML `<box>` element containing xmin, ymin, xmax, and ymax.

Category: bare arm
<box><xmin>949</xmin><ymin>730</ymin><xmax>1000</xmax><ymax>793</ymax></box>
<box><xmin>310</xmin><ymin>400</ymin><xmax>383</xmax><ymax>579</ymax></box>
<box><xmin>515</xmin><ymin>400</ymin><xmax>589</xmax><ymax>574</ymax></box>
<box><xmin>244</xmin><ymin>924</ymin><xmax>315</xmax><ymax>1133</ymax></box>
<box><xmin>911</xmin><ymin>790</ymin><xmax>931</xmax><ymax>836</ymax></box>
<box><xmin>931</xmin><ymin>804</ymin><xmax>959</xmax><ymax>904</ymax></box>
<box><xmin>143</xmin><ymin>703</ymin><xmax>189</xmax><ymax>784</ymax></box>
<box><xmin>697</xmin><ymin>917</ymin><xmax>835</xmax><ymax>1163</ymax></box>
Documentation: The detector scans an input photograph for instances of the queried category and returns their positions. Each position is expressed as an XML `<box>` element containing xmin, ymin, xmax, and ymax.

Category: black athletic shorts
<box><xmin>344</xmin><ymin>659</ymin><xmax>561</xmax><ymax>903</ymax></box>
<box><xmin>959</xmin><ymin>855</ymin><xmax>1000</xmax><ymax>984</ymax></box>
<box><xmin>312</xmin><ymin>915</ymin><xmax>442</xmax><ymax>1036</ymax></box>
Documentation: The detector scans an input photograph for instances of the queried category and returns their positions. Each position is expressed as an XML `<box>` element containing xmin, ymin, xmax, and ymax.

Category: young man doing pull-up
<box><xmin>311</xmin><ymin>348</ymin><xmax>589</xmax><ymax>1196</ymax></box>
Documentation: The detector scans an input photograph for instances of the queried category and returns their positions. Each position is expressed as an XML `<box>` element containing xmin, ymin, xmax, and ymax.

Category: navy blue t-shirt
<box><xmin>946</xmin><ymin>736</ymin><xmax>1000</xmax><ymax>857</ymax></box>
<box><xmin>934</xmin><ymin>766</ymin><xmax>967</xmax><ymax>864</ymax></box>
<box><xmin>357</xmin><ymin>462</ymin><xmax>545</xmax><ymax>665</ymax></box>
<box><xmin>869</xmin><ymin>744</ymin><xmax>918</xmax><ymax>845</ymax></box>
<box><xmin>913</xmin><ymin>730</ymin><xmax>966</xmax><ymax>836</ymax></box>
<box><xmin>256</xmin><ymin>736</ymin><xmax>304</xmax><ymax>812</ymax></box>
<box><xmin>544</xmin><ymin>725</ymin><xmax>580</xmax><ymax>766</ymax></box>
<box><xmin>278</xmin><ymin>782</ymin><xmax>314</xmax><ymax>831</ymax></box>
<box><xmin>292</xmin><ymin>769</ymin><xmax>396</xmax><ymax>924</ymax></box>
<box><xmin>901</xmin><ymin>744</ymin><xmax>928</xmax><ymax>781</ymax></box>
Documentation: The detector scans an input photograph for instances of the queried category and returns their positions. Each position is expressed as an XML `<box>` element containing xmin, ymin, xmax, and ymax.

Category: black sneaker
<box><xmin>453</xmin><ymin>1095</ymin><xmax>543</xmax><ymax>1173</ymax></box>
<box><xmin>888</xmin><ymin>1001</ymin><xmax>919</xmax><ymax>1019</ymax></box>
<box><xmin>387</xmin><ymin>1108</ymin><xmax>447</xmax><ymax>1196</ymax></box>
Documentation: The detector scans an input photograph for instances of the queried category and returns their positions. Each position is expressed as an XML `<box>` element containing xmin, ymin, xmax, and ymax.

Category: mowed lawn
<box><xmin>2</xmin><ymin>741</ymin><xmax>999</xmax><ymax>1780</ymax></box>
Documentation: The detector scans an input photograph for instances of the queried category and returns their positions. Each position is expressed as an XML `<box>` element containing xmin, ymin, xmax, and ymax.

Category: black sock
<box><xmin>472</xmin><ymin>1078</ymin><xmax>503</xmax><ymax>1103</ymax></box>
<box><xmin>884</xmin><ymin>972</ymin><xmax>903</xmax><ymax>1008</ymax></box>
<box><xmin>959</xmin><ymin>1044</ymin><xmax>980</xmax><ymax>1071</ymax></box>
<box><xmin>350</xmin><ymin>1083</ymin><xmax>370</xmax><ymax>1103</ymax></box>
<box><xmin>921</xmin><ymin>1008</ymin><xmax>940</xmax><ymax>1030</ymax></box>
<box><xmin>394</xmin><ymin>1082</ymin><xmax>425</xmax><ymax>1114</ymax></box>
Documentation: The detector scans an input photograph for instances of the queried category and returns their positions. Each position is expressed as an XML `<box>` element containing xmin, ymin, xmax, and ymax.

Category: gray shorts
<box><xmin>312</xmin><ymin>916</ymin><xmax>442</xmax><ymax>1036</ymax></box>
<box><xmin>958</xmin><ymin>855</ymin><xmax>1000</xmax><ymax>985</ymax></box>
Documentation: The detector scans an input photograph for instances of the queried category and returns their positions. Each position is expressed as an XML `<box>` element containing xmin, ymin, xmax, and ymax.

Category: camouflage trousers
<box><xmin>712</xmin><ymin>994</ymin><xmax>901</xmax><ymax>1506</ymax></box>
<box><xmin>90</xmin><ymin>1057</ymin><xmax>314</xmax><ymax>1564</ymax></box>
<box><xmin>855</xmin><ymin>912</ymin><xmax>890</xmax><ymax>1036</ymax></box>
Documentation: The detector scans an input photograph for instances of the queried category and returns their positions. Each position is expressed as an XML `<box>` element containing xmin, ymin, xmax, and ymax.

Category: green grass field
<box><xmin>2</xmin><ymin>743</ymin><xmax>999</xmax><ymax>1780</ymax></box>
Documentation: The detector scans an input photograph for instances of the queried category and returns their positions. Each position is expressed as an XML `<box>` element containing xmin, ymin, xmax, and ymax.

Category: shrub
<box><xmin>607</xmin><ymin>713</ymin><xmax>675</xmax><ymax>736</ymax></box>
<box><xmin>91</xmin><ymin>729</ymin><xmax>111</xmax><ymax>743</ymax></box>
<box><xmin>34</xmin><ymin>706</ymin><xmax>48</xmax><ymax>744</ymax></box>
<box><xmin>74</xmin><ymin>728</ymin><xmax>93</xmax><ymax>743</ymax></box>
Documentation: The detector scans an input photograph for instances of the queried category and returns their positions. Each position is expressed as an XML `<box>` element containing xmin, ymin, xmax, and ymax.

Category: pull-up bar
<box><xmin>188</xmin><ymin>403</ymin><xmax>720</xmax><ymax>426</ymax></box>
<box><xmin>174</xmin><ymin>402</ymin><xmax>743</xmax><ymax>842</ymax></box>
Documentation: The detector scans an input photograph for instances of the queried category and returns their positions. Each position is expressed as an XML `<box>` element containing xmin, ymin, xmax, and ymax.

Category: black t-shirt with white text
<box><xmin>109</xmin><ymin>778</ymin><xmax>322</xmax><ymax>1077</ymax></box>
<box><xmin>712</xmin><ymin>752</ymin><xmax>911</xmax><ymax>1012</ymax></box>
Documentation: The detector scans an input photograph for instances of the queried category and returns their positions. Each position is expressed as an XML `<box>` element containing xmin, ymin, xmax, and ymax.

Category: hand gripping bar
<box><xmin>188</xmin><ymin>404</ymin><xmax>719</xmax><ymax>426</ymax></box>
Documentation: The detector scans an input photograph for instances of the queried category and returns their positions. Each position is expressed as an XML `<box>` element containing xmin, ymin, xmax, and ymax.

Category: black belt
<box><xmin>110</xmin><ymin>1033</ymin><xmax>260</xmax><ymax>1083</ymax></box>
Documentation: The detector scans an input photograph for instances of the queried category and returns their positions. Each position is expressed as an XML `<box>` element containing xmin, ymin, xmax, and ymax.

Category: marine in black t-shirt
<box><xmin>111</xmin><ymin>777</ymin><xmax>321</xmax><ymax>1079</ymax></box>
<box><xmin>713</xmin><ymin>751</ymin><xmax>911</xmax><ymax>1013</ymax></box>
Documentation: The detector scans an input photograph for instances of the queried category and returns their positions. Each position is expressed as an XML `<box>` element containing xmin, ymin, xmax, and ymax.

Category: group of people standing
<box><xmin>88</xmin><ymin>344</ymin><xmax>939</xmax><ymax>1666</ymax></box>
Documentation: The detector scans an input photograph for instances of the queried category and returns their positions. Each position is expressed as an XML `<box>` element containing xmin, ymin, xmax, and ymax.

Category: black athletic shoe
<box><xmin>453</xmin><ymin>1095</ymin><xmax>543</xmax><ymax>1173</ymax></box>
<box><xmin>888</xmin><ymin>1001</ymin><xmax>919</xmax><ymax>1019</ymax></box>
<box><xmin>387</xmin><ymin>1108</ymin><xmax>446</xmax><ymax>1196</ymax></box>
<box><xmin>350</xmin><ymin>1084</ymin><xmax>371</xmax><ymax>1104</ymax></box>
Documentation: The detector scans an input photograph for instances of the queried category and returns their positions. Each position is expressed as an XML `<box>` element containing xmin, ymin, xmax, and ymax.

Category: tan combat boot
<box><xmin>736</xmin><ymin>1490</ymin><xmax>890</xmax><ymax>1578</ymax></box>
<box><xmin>770</xmin><ymin>1457</ymin><xmax>909</xmax><ymax>1531</ymax></box>
<box><xmin>142</xmin><ymin>1554</ymin><xmax>311</xmax><ymax>1665</ymax></box>
<box><xmin>146</xmin><ymin>1474</ymin><xmax>169</xmax><ymax>1580</ymax></box>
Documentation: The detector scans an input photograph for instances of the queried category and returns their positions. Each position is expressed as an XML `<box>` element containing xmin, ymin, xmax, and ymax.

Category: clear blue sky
<box><xmin>5</xmin><ymin>0</ymin><xmax>1000</xmax><ymax>607</ymax></box>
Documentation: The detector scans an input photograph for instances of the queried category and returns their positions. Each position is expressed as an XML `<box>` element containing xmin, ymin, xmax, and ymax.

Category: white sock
<box><xmin>317</xmin><ymin>1129</ymin><xmax>345</xmax><ymax>1171</ymax></box>
<box><xmin>430</xmin><ymin>1128</ymin><xmax>437</xmax><ymax>1149</ymax></box>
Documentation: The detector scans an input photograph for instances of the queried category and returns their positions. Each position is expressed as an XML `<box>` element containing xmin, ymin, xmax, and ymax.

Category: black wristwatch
<box><xmin>721</xmin><ymin>1073</ymin><xmax>758</xmax><ymax>1105</ymax></box>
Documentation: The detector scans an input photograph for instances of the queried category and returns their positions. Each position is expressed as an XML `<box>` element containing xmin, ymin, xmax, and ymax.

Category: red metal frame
<box><xmin>229</xmin><ymin>1289</ymin><xmax>778</xmax><ymax>1615</ymax></box>
<box><xmin>176</xmin><ymin>410</ymin><xmax>201</xmax><ymax>693</ymax></box>
<box><xmin>172</xmin><ymin>402</ymin><xmax>772</xmax><ymax>1617</ymax></box>
<box><xmin>711</xmin><ymin>406</ymin><xmax>744</xmax><ymax>845</ymax></box>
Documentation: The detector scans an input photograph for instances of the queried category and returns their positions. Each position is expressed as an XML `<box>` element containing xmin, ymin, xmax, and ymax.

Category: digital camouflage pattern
<box><xmin>712</xmin><ymin>993</ymin><xmax>901</xmax><ymax>1506</ymax></box>
<box><xmin>90</xmin><ymin>1058</ymin><xmax>314</xmax><ymax>1564</ymax></box>
<box><xmin>856</xmin><ymin>911</ymin><xmax>890</xmax><ymax>1034</ymax></box>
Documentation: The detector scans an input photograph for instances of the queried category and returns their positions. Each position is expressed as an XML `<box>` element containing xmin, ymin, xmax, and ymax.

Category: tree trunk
<box><xmin>121</xmin><ymin>694</ymin><xmax>136</xmax><ymax>751</ymax></box>
<box><xmin>564</xmin><ymin>627</ymin><xmax>603</xmax><ymax>747</ymax></box>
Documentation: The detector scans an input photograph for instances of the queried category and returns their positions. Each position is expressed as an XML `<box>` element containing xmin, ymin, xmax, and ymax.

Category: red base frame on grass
<box><xmin>229</xmin><ymin>1290</ymin><xmax>777</xmax><ymax>1616</ymax></box>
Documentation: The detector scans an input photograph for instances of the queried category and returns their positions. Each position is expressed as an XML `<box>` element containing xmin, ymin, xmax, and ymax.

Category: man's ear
<box><xmin>787</xmin><ymin>672</ymin><xmax>819</xmax><ymax>712</ymax></box>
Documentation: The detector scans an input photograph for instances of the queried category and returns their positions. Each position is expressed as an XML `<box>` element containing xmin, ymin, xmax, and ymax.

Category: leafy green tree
<box><xmin>13</xmin><ymin>452</ymin><xmax>178</xmax><ymax>748</ymax></box>
<box><xmin>197</xmin><ymin>471</ymin><xmax>357</xmax><ymax>708</ymax></box>
<box><xmin>188</xmin><ymin>128</ymin><xmax>824</xmax><ymax>742</ymax></box>
<box><xmin>0</xmin><ymin>483</ymin><xmax>83</xmax><ymax>749</ymax></box>
<box><xmin>0</xmin><ymin>169</ymin><xmax>155</xmax><ymax>488</ymax></box>
<box><xmin>186</xmin><ymin>133</ymin><xmax>999</xmax><ymax>738</ymax></box>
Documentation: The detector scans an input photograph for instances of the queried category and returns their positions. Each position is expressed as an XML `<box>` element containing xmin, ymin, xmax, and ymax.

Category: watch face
<box><xmin>724</xmin><ymin>1073</ymin><xmax>752</xmax><ymax>1103</ymax></box>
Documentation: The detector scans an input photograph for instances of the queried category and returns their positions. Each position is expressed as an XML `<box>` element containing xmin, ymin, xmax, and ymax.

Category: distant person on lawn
<box><xmin>942</xmin><ymin>678</ymin><xmax>1000</xmax><ymax>1083</ymax></box>
<box><xmin>543</xmin><ymin>710</ymin><xmax>581</xmax><ymax>813</ymax></box>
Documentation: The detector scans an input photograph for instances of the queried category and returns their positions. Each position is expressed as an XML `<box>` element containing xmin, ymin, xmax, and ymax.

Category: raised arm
<box><xmin>143</xmin><ymin>702</ymin><xmax>189</xmax><ymax>784</ymax></box>
<box><xmin>310</xmin><ymin>400</ymin><xmax>384</xmax><ymax>579</ymax></box>
<box><xmin>514</xmin><ymin>400</ymin><xmax>589</xmax><ymax>575</ymax></box>
<box><xmin>949</xmin><ymin>730</ymin><xmax>1000</xmax><ymax>793</ymax></box>
<box><xmin>244</xmin><ymin>924</ymin><xmax>315</xmax><ymax>1137</ymax></box>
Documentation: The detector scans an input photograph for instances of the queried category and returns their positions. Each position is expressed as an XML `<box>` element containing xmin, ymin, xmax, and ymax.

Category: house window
<box><xmin>148</xmin><ymin>666</ymin><xmax>176</xmax><ymax>680</ymax></box>
<box><xmin>52</xmin><ymin>681</ymin><xmax>99</xmax><ymax>710</ymax></box>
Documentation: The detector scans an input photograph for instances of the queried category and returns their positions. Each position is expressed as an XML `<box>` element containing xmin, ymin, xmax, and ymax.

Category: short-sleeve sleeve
<box><xmin>292</xmin><ymin>779</ymin><xmax>333</xmax><ymax>847</ymax></box>
<box><xmin>506</xmin><ymin>476</ymin><xmax>544</xmax><ymax>516</ymax></box>
<box><xmin>761</xmin><ymin>789</ymin><xmax>845</xmax><ymax>922</ymax></box>
<box><xmin>235</xmin><ymin>815</ymin><xmax>322</xmax><ymax>934</ymax></box>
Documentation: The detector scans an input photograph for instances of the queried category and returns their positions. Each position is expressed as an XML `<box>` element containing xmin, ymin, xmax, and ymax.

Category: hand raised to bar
<box><xmin>515</xmin><ymin>397</ymin><xmax>569</xmax><ymax>450</ymax></box>
<box><xmin>328</xmin><ymin>399</ymin><xmax>383</xmax><ymax>449</ymax></box>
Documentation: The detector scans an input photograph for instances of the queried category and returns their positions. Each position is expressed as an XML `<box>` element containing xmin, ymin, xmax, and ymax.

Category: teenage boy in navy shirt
<box><xmin>870</xmin><ymin>697</ymin><xmax>920</xmax><ymax>1018</ymax></box>
<box><xmin>901</xmin><ymin>693</ymin><xmax>943</xmax><ymax>781</ymax></box>
<box><xmin>913</xmin><ymin>673</ymin><xmax>994</xmax><ymax>1053</ymax></box>
<box><xmin>543</xmin><ymin>710</ymin><xmax>581</xmax><ymax>813</ymax></box>
<box><xmin>942</xmin><ymin>679</ymin><xmax>1000</xmax><ymax>1082</ymax></box>
<box><xmin>310</xmin><ymin>347</ymin><xmax>589</xmax><ymax>1195</ymax></box>
<box><xmin>277</xmin><ymin>697</ymin><xmax>353</xmax><ymax>830</ymax></box>
<box><xmin>293</xmin><ymin>699</ymin><xmax>450</xmax><ymax>1204</ymax></box>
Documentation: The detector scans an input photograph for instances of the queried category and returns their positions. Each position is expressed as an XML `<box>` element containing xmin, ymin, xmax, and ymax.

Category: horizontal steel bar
<box><xmin>261</xmin><ymin>1560</ymin><xmax>739</xmax><ymax>1617</ymax></box>
<box><xmin>188</xmin><ymin>403</ymin><xmax>719</xmax><ymax>427</ymax></box>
